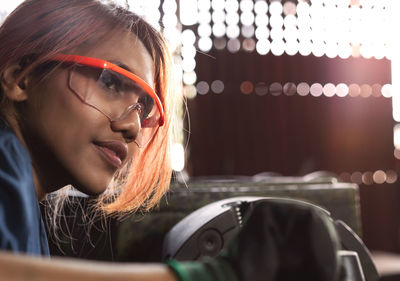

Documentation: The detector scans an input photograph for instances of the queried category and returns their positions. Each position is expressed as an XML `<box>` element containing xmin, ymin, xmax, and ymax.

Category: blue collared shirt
<box><xmin>0</xmin><ymin>124</ymin><xmax>49</xmax><ymax>256</ymax></box>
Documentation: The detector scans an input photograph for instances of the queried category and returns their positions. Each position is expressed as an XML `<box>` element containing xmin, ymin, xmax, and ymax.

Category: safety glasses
<box><xmin>51</xmin><ymin>54</ymin><xmax>164</xmax><ymax>148</ymax></box>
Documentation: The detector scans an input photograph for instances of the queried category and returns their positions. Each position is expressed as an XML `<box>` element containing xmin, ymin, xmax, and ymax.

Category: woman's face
<box><xmin>20</xmin><ymin>31</ymin><xmax>155</xmax><ymax>196</ymax></box>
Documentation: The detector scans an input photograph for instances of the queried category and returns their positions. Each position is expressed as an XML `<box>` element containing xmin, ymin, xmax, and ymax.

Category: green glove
<box><xmin>166</xmin><ymin>257</ymin><xmax>239</xmax><ymax>281</ymax></box>
<box><xmin>167</xmin><ymin>200</ymin><xmax>341</xmax><ymax>281</ymax></box>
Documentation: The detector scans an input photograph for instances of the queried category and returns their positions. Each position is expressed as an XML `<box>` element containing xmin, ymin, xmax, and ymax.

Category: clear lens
<box><xmin>69</xmin><ymin>65</ymin><xmax>160</xmax><ymax>147</ymax></box>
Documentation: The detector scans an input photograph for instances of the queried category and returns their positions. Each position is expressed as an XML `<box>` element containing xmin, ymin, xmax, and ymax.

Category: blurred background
<box><xmin>176</xmin><ymin>0</ymin><xmax>396</xmax><ymax>255</ymax></box>
<box><xmin>2</xmin><ymin>0</ymin><xmax>398</xmax><ymax>255</ymax></box>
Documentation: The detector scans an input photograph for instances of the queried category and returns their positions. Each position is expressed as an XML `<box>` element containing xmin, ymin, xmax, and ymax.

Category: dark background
<box><xmin>184</xmin><ymin>47</ymin><xmax>398</xmax><ymax>252</ymax></box>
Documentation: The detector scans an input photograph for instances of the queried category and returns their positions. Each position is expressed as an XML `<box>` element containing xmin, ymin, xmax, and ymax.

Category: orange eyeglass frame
<box><xmin>51</xmin><ymin>54</ymin><xmax>165</xmax><ymax>126</ymax></box>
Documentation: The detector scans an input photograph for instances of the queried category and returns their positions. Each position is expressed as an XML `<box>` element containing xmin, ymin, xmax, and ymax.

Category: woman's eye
<box><xmin>138</xmin><ymin>96</ymin><xmax>154</xmax><ymax>120</ymax></box>
<box><xmin>135</xmin><ymin>103</ymin><xmax>144</xmax><ymax>115</ymax></box>
<box><xmin>99</xmin><ymin>71</ymin><xmax>122</xmax><ymax>92</ymax></box>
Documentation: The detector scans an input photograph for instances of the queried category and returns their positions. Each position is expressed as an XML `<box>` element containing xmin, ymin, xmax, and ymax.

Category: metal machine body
<box><xmin>162</xmin><ymin>197</ymin><xmax>379</xmax><ymax>281</ymax></box>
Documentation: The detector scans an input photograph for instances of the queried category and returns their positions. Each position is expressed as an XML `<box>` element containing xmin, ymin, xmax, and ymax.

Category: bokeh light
<box><xmin>381</xmin><ymin>84</ymin><xmax>392</xmax><ymax>98</ymax></box>
<box><xmin>255</xmin><ymin>14</ymin><xmax>269</xmax><ymax>27</ymax></box>
<box><xmin>323</xmin><ymin>83</ymin><xmax>336</xmax><ymax>97</ymax></box>
<box><xmin>198</xmin><ymin>37</ymin><xmax>213</xmax><ymax>52</ymax></box>
<box><xmin>171</xmin><ymin>143</ymin><xmax>185</xmax><ymax>172</ymax></box>
<box><xmin>284</xmin><ymin>15</ymin><xmax>297</xmax><ymax>29</ymax></box>
<box><xmin>360</xmin><ymin>84</ymin><xmax>372</xmax><ymax>98</ymax></box>
<box><xmin>162</xmin><ymin>0</ymin><xmax>177</xmax><ymax>13</ymax></box>
<box><xmin>254</xmin><ymin>1</ymin><xmax>268</xmax><ymax>14</ymax></box>
<box><xmin>394</xmin><ymin>124</ymin><xmax>400</xmax><ymax>150</ymax></box>
<box><xmin>241</xmin><ymin>25</ymin><xmax>255</xmax><ymax>38</ymax></box>
<box><xmin>395</xmin><ymin>148</ymin><xmax>400</xmax><ymax>160</ymax></box>
<box><xmin>198</xmin><ymin>10</ymin><xmax>212</xmax><ymax>24</ymax></box>
<box><xmin>227</xmin><ymin>38</ymin><xmax>241</xmax><ymax>53</ymax></box>
<box><xmin>283</xmin><ymin>82</ymin><xmax>297</xmax><ymax>96</ymax></box>
<box><xmin>211</xmin><ymin>80</ymin><xmax>225</xmax><ymax>94</ymax></box>
<box><xmin>270</xmin><ymin>82</ymin><xmax>283</xmax><ymax>96</ymax></box>
<box><xmin>270</xmin><ymin>15</ymin><xmax>284</xmax><ymax>28</ymax></box>
<box><xmin>0</xmin><ymin>1</ymin><xmax>24</xmax><ymax>15</ymax></box>
<box><xmin>212</xmin><ymin>10</ymin><xmax>225</xmax><ymax>22</ymax></box>
<box><xmin>256</xmin><ymin>39</ymin><xmax>271</xmax><ymax>55</ymax></box>
<box><xmin>211</xmin><ymin>0</ymin><xmax>224</xmax><ymax>10</ymax></box>
<box><xmin>350</xmin><ymin>171</ymin><xmax>363</xmax><ymax>185</ymax></box>
<box><xmin>176</xmin><ymin>0</ymin><xmax>383</xmax><ymax>59</ymax></box>
<box><xmin>339</xmin><ymin>172</ymin><xmax>351</xmax><ymax>182</ymax></box>
<box><xmin>336</xmin><ymin>83</ymin><xmax>349</xmax><ymax>97</ymax></box>
<box><xmin>312</xmin><ymin>41</ymin><xmax>326</xmax><ymax>57</ymax></box>
<box><xmin>184</xmin><ymin>85</ymin><xmax>197</xmax><ymax>99</ymax></box>
<box><xmin>371</xmin><ymin>84</ymin><xmax>382</xmax><ymax>97</ymax></box>
<box><xmin>348</xmin><ymin>84</ymin><xmax>361</xmax><ymax>97</ymax></box>
<box><xmin>212</xmin><ymin>23</ymin><xmax>226</xmax><ymax>37</ymax></box>
<box><xmin>255</xmin><ymin>26</ymin><xmax>270</xmax><ymax>40</ymax></box>
<box><xmin>297</xmin><ymin>82</ymin><xmax>310</xmax><ymax>96</ymax></box>
<box><xmin>225</xmin><ymin>0</ymin><xmax>239</xmax><ymax>12</ymax></box>
<box><xmin>255</xmin><ymin>82</ymin><xmax>268</xmax><ymax>96</ymax></box>
<box><xmin>198</xmin><ymin>24</ymin><xmax>212</xmax><ymax>37</ymax></box>
<box><xmin>326</xmin><ymin>43</ymin><xmax>338</xmax><ymax>58</ymax></box>
<box><xmin>240</xmin><ymin>81</ymin><xmax>254</xmax><ymax>95</ymax></box>
<box><xmin>226</xmin><ymin>12</ymin><xmax>240</xmax><ymax>25</ymax></box>
<box><xmin>196</xmin><ymin>81</ymin><xmax>210</xmax><ymax>95</ymax></box>
<box><xmin>227</xmin><ymin>25</ymin><xmax>240</xmax><ymax>39</ymax></box>
<box><xmin>269</xmin><ymin>1</ymin><xmax>283</xmax><ymax>15</ymax></box>
<box><xmin>362</xmin><ymin>171</ymin><xmax>374</xmax><ymax>185</ymax></box>
<box><xmin>283</xmin><ymin>1</ymin><xmax>297</xmax><ymax>16</ymax></box>
<box><xmin>162</xmin><ymin>13</ymin><xmax>178</xmax><ymax>27</ymax></box>
<box><xmin>181</xmin><ymin>58</ymin><xmax>196</xmax><ymax>72</ymax></box>
<box><xmin>310</xmin><ymin>83</ymin><xmax>323</xmax><ymax>97</ymax></box>
<box><xmin>298</xmin><ymin>41</ymin><xmax>312</xmax><ymax>56</ymax></box>
<box><xmin>181</xmin><ymin>29</ymin><xmax>196</xmax><ymax>46</ymax></box>
<box><xmin>241</xmin><ymin>12</ymin><xmax>255</xmax><ymax>26</ymax></box>
<box><xmin>242</xmin><ymin>38</ymin><xmax>256</xmax><ymax>52</ymax></box>
<box><xmin>181</xmin><ymin>44</ymin><xmax>197</xmax><ymax>59</ymax></box>
<box><xmin>240</xmin><ymin>0</ymin><xmax>254</xmax><ymax>12</ymax></box>
<box><xmin>285</xmin><ymin>40</ymin><xmax>299</xmax><ymax>56</ymax></box>
<box><xmin>386</xmin><ymin>170</ymin><xmax>398</xmax><ymax>184</ymax></box>
<box><xmin>373</xmin><ymin>170</ymin><xmax>387</xmax><ymax>184</ymax></box>
<box><xmin>271</xmin><ymin>39</ymin><xmax>285</xmax><ymax>56</ymax></box>
<box><xmin>296</xmin><ymin>1</ymin><xmax>310</xmax><ymax>17</ymax></box>
<box><xmin>338</xmin><ymin>43</ymin><xmax>352</xmax><ymax>59</ymax></box>
<box><xmin>214</xmin><ymin>38</ymin><xmax>227</xmax><ymax>50</ymax></box>
<box><xmin>198</xmin><ymin>0</ymin><xmax>211</xmax><ymax>11</ymax></box>
<box><xmin>183</xmin><ymin>71</ymin><xmax>197</xmax><ymax>85</ymax></box>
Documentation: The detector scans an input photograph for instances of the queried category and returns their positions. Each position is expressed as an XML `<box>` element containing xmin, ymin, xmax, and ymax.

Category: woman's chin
<box><xmin>73</xmin><ymin>178</ymin><xmax>111</xmax><ymax>197</ymax></box>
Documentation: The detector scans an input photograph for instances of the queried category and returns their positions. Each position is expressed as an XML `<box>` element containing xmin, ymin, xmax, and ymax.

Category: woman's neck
<box><xmin>33</xmin><ymin>170</ymin><xmax>46</xmax><ymax>201</ymax></box>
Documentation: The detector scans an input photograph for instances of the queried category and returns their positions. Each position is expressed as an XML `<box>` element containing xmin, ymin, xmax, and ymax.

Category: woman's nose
<box><xmin>110</xmin><ymin>111</ymin><xmax>140</xmax><ymax>144</ymax></box>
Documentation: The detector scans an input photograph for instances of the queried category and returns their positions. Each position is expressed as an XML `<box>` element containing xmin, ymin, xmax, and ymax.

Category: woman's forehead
<box><xmin>70</xmin><ymin>31</ymin><xmax>155</xmax><ymax>87</ymax></box>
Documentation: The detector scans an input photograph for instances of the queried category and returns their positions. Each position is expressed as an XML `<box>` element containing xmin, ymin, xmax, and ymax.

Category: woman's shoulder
<box><xmin>0</xmin><ymin>124</ymin><xmax>49</xmax><ymax>255</ymax></box>
<box><xmin>0</xmin><ymin>124</ymin><xmax>34</xmax><ymax>196</ymax></box>
<box><xmin>0</xmin><ymin>124</ymin><xmax>32</xmax><ymax>176</ymax></box>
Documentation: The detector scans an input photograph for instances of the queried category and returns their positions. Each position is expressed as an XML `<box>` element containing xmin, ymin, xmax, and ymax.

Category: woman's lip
<box><xmin>93</xmin><ymin>141</ymin><xmax>128</xmax><ymax>168</ymax></box>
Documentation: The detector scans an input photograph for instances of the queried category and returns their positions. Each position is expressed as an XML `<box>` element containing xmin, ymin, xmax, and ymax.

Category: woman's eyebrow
<box><xmin>109</xmin><ymin>60</ymin><xmax>133</xmax><ymax>73</ymax></box>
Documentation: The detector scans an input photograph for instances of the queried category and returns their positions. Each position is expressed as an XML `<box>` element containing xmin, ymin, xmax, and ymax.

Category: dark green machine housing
<box><xmin>46</xmin><ymin>175</ymin><xmax>361</xmax><ymax>262</ymax></box>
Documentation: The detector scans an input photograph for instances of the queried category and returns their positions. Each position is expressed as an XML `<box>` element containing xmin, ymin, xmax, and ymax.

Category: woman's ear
<box><xmin>1</xmin><ymin>63</ymin><xmax>29</xmax><ymax>102</ymax></box>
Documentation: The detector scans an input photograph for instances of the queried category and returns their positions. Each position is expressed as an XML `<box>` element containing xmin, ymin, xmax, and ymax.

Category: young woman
<box><xmin>0</xmin><ymin>1</ymin><xmax>342</xmax><ymax>280</ymax></box>
<box><xmin>0</xmin><ymin>0</ymin><xmax>185</xmax><ymax>279</ymax></box>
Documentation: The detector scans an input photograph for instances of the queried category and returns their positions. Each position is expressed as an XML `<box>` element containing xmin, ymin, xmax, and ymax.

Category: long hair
<box><xmin>0</xmin><ymin>0</ymin><xmax>176</xmax><ymax>217</ymax></box>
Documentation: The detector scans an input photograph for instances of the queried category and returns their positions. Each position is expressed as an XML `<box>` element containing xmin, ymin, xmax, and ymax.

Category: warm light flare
<box><xmin>1</xmin><ymin>1</ymin><xmax>27</xmax><ymax>14</ymax></box>
<box><xmin>391</xmin><ymin>1</ymin><xmax>400</xmax><ymax>122</ymax></box>
<box><xmin>179</xmin><ymin>0</ymin><xmax>198</xmax><ymax>26</ymax></box>
<box><xmin>171</xmin><ymin>143</ymin><xmax>185</xmax><ymax>172</ymax></box>
<box><xmin>394</xmin><ymin>125</ymin><xmax>400</xmax><ymax>150</ymax></box>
